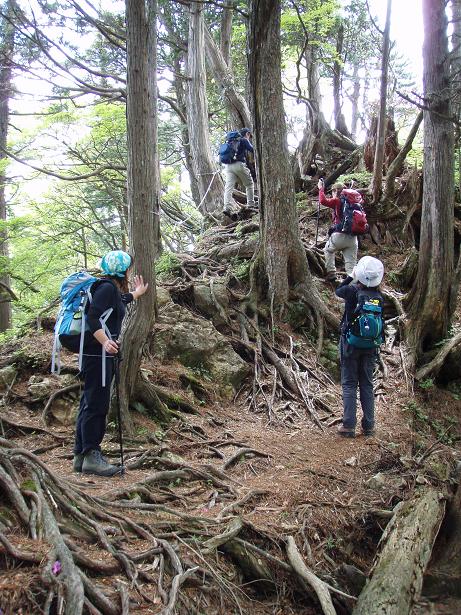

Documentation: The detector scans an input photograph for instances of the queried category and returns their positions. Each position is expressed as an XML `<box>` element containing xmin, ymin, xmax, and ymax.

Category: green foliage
<box><xmin>405</xmin><ymin>400</ymin><xmax>458</xmax><ymax>445</ymax></box>
<box><xmin>447</xmin><ymin>380</ymin><xmax>461</xmax><ymax>400</ymax></box>
<box><xmin>337</xmin><ymin>172</ymin><xmax>372</xmax><ymax>187</ymax></box>
<box><xmin>188</xmin><ymin>364</ymin><xmax>212</xmax><ymax>381</ymax></box>
<box><xmin>231</xmin><ymin>258</ymin><xmax>251</xmax><ymax>282</ymax></box>
<box><xmin>20</xmin><ymin>479</ymin><xmax>37</xmax><ymax>492</ymax></box>
<box><xmin>418</xmin><ymin>378</ymin><xmax>434</xmax><ymax>390</ymax></box>
<box><xmin>155</xmin><ymin>252</ymin><xmax>182</xmax><ymax>279</ymax></box>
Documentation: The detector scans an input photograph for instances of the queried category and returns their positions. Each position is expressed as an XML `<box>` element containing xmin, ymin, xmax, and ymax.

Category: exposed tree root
<box><xmin>414</xmin><ymin>331</ymin><xmax>461</xmax><ymax>381</ymax></box>
<box><xmin>286</xmin><ymin>535</ymin><xmax>337</xmax><ymax>615</ymax></box>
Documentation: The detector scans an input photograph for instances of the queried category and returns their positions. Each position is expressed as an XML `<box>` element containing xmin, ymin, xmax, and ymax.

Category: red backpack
<box><xmin>338</xmin><ymin>189</ymin><xmax>368</xmax><ymax>235</ymax></box>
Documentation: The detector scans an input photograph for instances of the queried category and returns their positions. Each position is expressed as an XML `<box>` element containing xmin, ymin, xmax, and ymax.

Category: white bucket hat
<box><xmin>355</xmin><ymin>256</ymin><xmax>384</xmax><ymax>287</ymax></box>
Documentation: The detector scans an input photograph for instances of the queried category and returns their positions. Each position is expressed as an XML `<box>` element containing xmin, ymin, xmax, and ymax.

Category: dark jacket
<box><xmin>85</xmin><ymin>279</ymin><xmax>133</xmax><ymax>352</ymax></box>
<box><xmin>335</xmin><ymin>276</ymin><xmax>383</xmax><ymax>335</ymax></box>
<box><xmin>235</xmin><ymin>137</ymin><xmax>254</xmax><ymax>163</ymax></box>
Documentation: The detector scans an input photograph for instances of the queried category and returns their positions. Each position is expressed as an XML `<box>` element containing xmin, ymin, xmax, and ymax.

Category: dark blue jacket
<box><xmin>85</xmin><ymin>279</ymin><xmax>133</xmax><ymax>352</ymax></box>
<box><xmin>335</xmin><ymin>276</ymin><xmax>382</xmax><ymax>334</ymax></box>
<box><xmin>235</xmin><ymin>137</ymin><xmax>254</xmax><ymax>163</ymax></box>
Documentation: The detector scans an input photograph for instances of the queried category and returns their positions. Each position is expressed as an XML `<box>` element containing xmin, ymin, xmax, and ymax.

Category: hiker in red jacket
<box><xmin>318</xmin><ymin>180</ymin><xmax>358</xmax><ymax>282</ymax></box>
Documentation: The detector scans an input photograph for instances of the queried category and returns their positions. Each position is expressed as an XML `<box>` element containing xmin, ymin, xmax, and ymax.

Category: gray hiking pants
<box><xmin>324</xmin><ymin>232</ymin><xmax>358</xmax><ymax>275</ymax></box>
<box><xmin>340</xmin><ymin>336</ymin><xmax>376</xmax><ymax>431</ymax></box>
<box><xmin>223</xmin><ymin>161</ymin><xmax>255</xmax><ymax>209</ymax></box>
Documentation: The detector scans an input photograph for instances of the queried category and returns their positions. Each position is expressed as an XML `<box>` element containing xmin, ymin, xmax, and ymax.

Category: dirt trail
<box><xmin>1</xmin><ymin>325</ymin><xmax>459</xmax><ymax>613</ymax></box>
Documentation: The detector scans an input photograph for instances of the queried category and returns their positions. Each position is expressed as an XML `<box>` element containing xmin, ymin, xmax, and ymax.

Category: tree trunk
<box><xmin>353</xmin><ymin>488</ymin><xmax>445</xmax><ymax>615</ymax></box>
<box><xmin>0</xmin><ymin>1</ymin><xmax>14</xmax><ymax>331</ymax></box>
<box><xmin>173</xmin><ymin>55</ymin><xmax>201</xmax><ymax>208</ymax></box>
<box><xmin>451</xmin><ymin>0</ymin><xmax>461</xmax><ymax>195</ymax></box>
<box><xmin>248</xmin><ymin>0</ymin><xmax>337</xmax><ymax>329</ymax></box>
<box><xmin>371</xmin><ymin>0</ymin><xmax>392</xmax><ymax>203</ymax></box>
<box><xmin>405</xmin><ymin>0</ymin><xmax>455</xmax><ymax>366</ymax></box>
<box><xmin>119</xmin><ymin>0</ymin><xmax>159</xmax><ymax>431</ymax></box>
<box><xmin>220</xmin><ymin>1</ymin><xmax>233</xmax><ymax>66</ymax></box>
<box><xmin>204</xmin><ymin>24</ymin><xmax>251</xmax><ymax>129</ymax></box>
<box><xmin>186</xmin><ymin>1</ymin><xmax>224</xmax><ymax>215</ymax></box>
<box><xmin>380</xmin><ymin>111</ymin><xmax>423</xmax><ymax>216</ymax></box>
<box><xmin>332</xmin><ymin>22</ymin><xmax>350</xmax><ymax>137</ymax></box>
<box><xmin>305</xmin><ymin>40</ymin><xmax>322</xmax><ymax>105</ymax></box>
<box><xmin>350</xmin><ymin>64</ymin><xmax>360</xmax><ymax>142</ymax></box>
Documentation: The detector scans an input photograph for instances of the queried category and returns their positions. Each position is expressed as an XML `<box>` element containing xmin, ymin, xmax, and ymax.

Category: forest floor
<box><xmin>1</xmin><ymin>205</ymin><xmax>461</xmax><ymax>613</ymax></box>
<box><xmin>1</xmin><ymin>324</ymin><xmax>460</xmax><ymax>614</ymax></box>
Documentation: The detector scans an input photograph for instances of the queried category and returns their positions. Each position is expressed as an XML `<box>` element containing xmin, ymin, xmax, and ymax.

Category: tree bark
<box><xmin>405</xmin><ymin>0</ymin><xmax>455</xmax><ymax>366</ymax></box>
<box><xmin>451</xmin><ymin>0</ymin><xmax>461</xmax><ymax>194</ymax></box>
<box><xmin>0</xmin><ymin>1</ymin><xmax>14</xmax><ymax>331</ymax></box>
<box><xmin>204</xmin><ymin>24</ymin><xmax>251</xmax><ymax>129</ymax></box>
<box><xmin>380</xmin><ymin>111</ymin><xmax>423</xmax><ymax>216</ymax></box>
<box><xmin>350</xmin><ymin>64</ymin><xmax>361</xmax><ymax>142</ymax></box>
<box><xmin>120</xmin><ymin>0</ymin><xmax>159</xmax><ymax>431</ymax></box>
<box><xmin>371</xmin><ymin>0</ymin><xmax>392</xmax><ymax>203</ymax></box>
<box><xmin>172</xmin><ymin>54</ymin><xmax>201</xmax><ymax>208</ymax></box>
<box><xmin>332</xmin><ymin>22</ymin><xmax>350</xmax><ymax>137</ymax></box>
<box><xmin>220</xmin><ymin>1</ymin><xmax>233</xmax><ymax>67</ymax></box>
<box><xmin>353</xmin><ymin>489</ymin><xmax>445</xmax><ymax>615</ymax></box>
<box><xmin>248</xmin><ymin>0</ymin><xmax>338</xmax><ymax>329</ymax></box>
<box><xmin>186</xmin><ymin>1</ymin><xmax>224</xmax><ymax>215</ymax></box>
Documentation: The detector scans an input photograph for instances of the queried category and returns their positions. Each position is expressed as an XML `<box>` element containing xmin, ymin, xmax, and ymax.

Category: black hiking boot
<box><xmin>337</xmin><ymin>425</ymin><xmax>355</xmax><ymax>438</ymax></box>
<box><xmin>73</xmin><ymin>453</ymin><xmax>84</xmax><ymax>472</ymax></box>
<box><xmin>82</xmin><ymin>449</ymin><xmax>121</xmax><ymax>477</ymax></box>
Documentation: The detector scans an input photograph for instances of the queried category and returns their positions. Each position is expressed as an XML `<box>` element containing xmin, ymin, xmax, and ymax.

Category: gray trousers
<box><xmin>324</xmin><ymin>232</ymin><xmax>358</xmax><ymax>275</ymax></box>
<box><xmin>223</xmin><ymin>161</ymin><xmax>255</xmax><ymax>209</ymax></box>
<box><xmin>340</xmin><ymin>337</ymin><xmax>376</xmax><ymax>431</ymax></box>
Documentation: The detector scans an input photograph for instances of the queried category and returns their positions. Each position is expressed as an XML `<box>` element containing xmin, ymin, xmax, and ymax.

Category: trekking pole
<box><xmin>315</xmin><ymin>200</ymin><xmax>320</xmax><ymax>247</ymax></box>
<box><xmin>113</xmin><ymin>352</ymin><xmax>125</xmax><ymax>476</ymax></box>
<box><xmin>315</xmin><ymin>177</ymin><xmax>324</xmax><ymax>247</ymax></box>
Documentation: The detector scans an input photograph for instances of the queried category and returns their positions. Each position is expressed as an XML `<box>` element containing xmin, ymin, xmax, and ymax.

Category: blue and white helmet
<box><xmin>100</xmin><ymin>250</ymin><xmax>132</xmax><ymax>278</ymax></box>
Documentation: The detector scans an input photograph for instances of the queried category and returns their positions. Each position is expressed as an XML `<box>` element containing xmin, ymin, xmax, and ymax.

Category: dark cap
<box><xmin>240</xmin><ymin>127</ymin><xmax>251</xmax><ymax>137</ymax></box>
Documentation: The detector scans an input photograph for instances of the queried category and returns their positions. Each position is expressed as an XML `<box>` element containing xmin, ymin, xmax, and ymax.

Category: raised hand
<box><xmin>132</xmin><ymin>275</ymin><xmax>149</xmax><ymax>299</ymax></box>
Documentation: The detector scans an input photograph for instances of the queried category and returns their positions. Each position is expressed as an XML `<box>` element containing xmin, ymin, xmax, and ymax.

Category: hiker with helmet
<box><xmin>317</xmin><ymin>179</ymin><xmax>366</xmax><ymax>282</ymax></box>
<box><xmin>72</xmin><ymin>250</ymin><xmax>148</xmax><ymax>476</ymax></box>
<box><xmin>221</xmin><ymin>127</ymin><xmax>255</xmax><ymax>217</ymax></box>
<box><xmin>335</xmin><ymin>256</ymin><xmax>385</xmax><ymax>438</ymax></box>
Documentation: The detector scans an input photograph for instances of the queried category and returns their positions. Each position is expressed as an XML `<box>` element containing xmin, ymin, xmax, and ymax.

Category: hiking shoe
<box><xmin>337</xmin><ymin>425</ymin><xmax>355</xmax><ymax>438</ymax></box>
<box><xmin>326</xmin><ymin>272</ymin><xmax>337</xmax><ymax>282</ymax></box>
<box><xmin>73</xmin><ymin>453</ymin><xmax>84</xmax><ymax>472</ymax></box>
<box><xmin>82</xmin><ymin>449</ymin><xmax>121</xmax><ymax>477</ymax></box>
<box><xmin>362</xmin><ymin>428</ymin><xmax>376</xmax><ymax>437</ymax></box>
<box><xmin>222</xmin><ymin>207</ymin><xmax>232</xmax><ymax>218</ymax></box>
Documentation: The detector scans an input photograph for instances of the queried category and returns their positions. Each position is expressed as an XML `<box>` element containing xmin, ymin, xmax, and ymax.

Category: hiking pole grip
<box><xmin>113</xmin><ymin>354</ymin><xmax>125</xmax><ymax>476</ymax></box>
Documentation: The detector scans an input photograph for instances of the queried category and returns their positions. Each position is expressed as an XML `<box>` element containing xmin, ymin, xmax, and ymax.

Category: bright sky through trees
<box><xmin>369</xmin><ymin>0</ymin><xmax>424</xmax><ymax>85</ymax></box>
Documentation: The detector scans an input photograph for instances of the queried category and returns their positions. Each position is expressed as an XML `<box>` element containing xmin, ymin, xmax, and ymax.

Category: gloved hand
<box><xmin>317</xmin><ymin>179</ymin><xmax>324</xmax><ymax>190</ymax></box>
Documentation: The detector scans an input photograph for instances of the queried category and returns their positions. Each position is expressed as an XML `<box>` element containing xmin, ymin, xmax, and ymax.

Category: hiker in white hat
<box><xmin>334</xmin><ymin>256</ymin><xmax>385</xmax><ymax>438</ymax></box>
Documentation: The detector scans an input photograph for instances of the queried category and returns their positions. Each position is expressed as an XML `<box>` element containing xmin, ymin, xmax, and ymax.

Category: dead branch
<box><xmin>222</xmin><ymin>447</ymin><xmax>269</xmax><ymax>470</ymax></box>
<box><xmin>42</xmin><ymin>383</ymin><xmax>81</xmax><ymax>425</ymax></box>
<box><xmin>286</xmin><ymin>536</ymin><xmax>337</xmax><ymax>615</ymax></box>
<box><xmin>415</xmin><ymin>331</ymin><xmax>461</xmax><ymax>381</ymax></box>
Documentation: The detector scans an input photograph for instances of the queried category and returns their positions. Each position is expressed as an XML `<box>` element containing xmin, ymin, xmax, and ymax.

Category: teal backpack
<box><xmin>346</xmin><ymin>290</ymin><xmax>384</xmax><ymax>349</ymax></box>
<box><xmin>51</xmin><ymin>272</ymin><xmax>113</xmax><ymax>385</ymax></box>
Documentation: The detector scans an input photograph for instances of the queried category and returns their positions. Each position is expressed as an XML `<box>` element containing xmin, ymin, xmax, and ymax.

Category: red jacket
<box><xmin>319</xmin><ymin>188</ymin><xmax>342</xmax><ymax>224</ymax></box>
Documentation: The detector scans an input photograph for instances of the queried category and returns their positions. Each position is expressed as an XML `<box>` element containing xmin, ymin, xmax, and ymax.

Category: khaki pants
<box><xmin>324</xmin><ymin>232</ymin><xmax>358</xmax><ymax>275</ymax></box>
<box><xmin>223</xmin><ymin>161</ymin><xmax>255</xmax><ymax>209</ymax></box>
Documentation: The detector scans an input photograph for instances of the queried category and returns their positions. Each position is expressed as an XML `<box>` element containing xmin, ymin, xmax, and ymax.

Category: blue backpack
<box><xmin>218</xmin><ymin>130</ymin><xmax>241</xmax><ymax>164</ymax></box>
<box><xmin>346</xmin><ymin>290</ymin><xmax>384</xmax><ymax>349</ymax></box>
<box><xmin>51</xmin><ymin>272</ymin><xmax>113</xmax><ymax>385</ymax></box>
